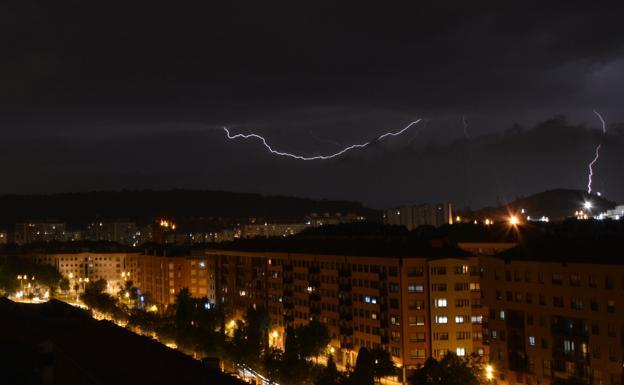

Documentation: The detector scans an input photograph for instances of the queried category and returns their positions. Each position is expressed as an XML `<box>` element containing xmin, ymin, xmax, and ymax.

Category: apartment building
<box><xmin>12</xmin><ymin>222</ymin><xmax>66</xmax><ymax>244</ymax></box>
<box><xmin>198</xmin><ymin>247</ymin><xmax>488</xmax><ymax>382</ymax></box>
<box><xmin>428</xmin><ymin>259</ymin><xmax>488</xmax><ymax>360</ymax></box>
<box><xmin>481</xmin><ymin>255</ymin><xmax>624</xmax><ymax>385</ymax></box>
<box><xmin>383</xmin><ymin>203</ymin><xmax>453</xmax><ymax>230</ymax></box>
<box><xmin>30</xmin><ymin>251</ymin><xmax>140</xmax><ymax>292</ymax></box>
<box><xmin>131</xmin><ymin>237</ymin><xmax>624</xmax><ymax>385</ymax></box>
<box><xmin>135</xmin><ymin>252</ymin><xmax>216</xmax><ymax>306</ymax></box>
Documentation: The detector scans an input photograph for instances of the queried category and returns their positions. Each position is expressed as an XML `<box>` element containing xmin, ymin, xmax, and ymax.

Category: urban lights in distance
<box><xmin>584</xmin><ymin>201</ymin><xmax>593</xmax><ymax>210</ymax></box>
<box><xmin>508</xmin><ymin>215</ymin><xmax>520</xmax><ymax>226</ymax></box>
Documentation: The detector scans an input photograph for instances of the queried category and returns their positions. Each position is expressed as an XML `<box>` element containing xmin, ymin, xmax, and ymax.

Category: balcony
<box><xmin>339</xmin><ymin>284</ymin><xmax>352</xmax><ymax>291</ymax></box>
<box><xmin>341</xmin><ymin>341</ymin><xmax>354</xmax><ymax>349</ymax></box>
<box><xmin>338</xmin><ymin>269</ymin><xmax>351</xmax><ymax>278</ymax></box>
<box><xmin>340</xmin><ymin>327</ymin><xmax>354</xmax><ymax>336</ymax></box>
<box><xmin>338</xmin><ymin>298</ymin><xmax>353</xmax><ymax>306</ymax></box>
<box><xmin>340</xmin><ymin>312</ymin><xmax>353</xmax><ymax>321</ymax></box>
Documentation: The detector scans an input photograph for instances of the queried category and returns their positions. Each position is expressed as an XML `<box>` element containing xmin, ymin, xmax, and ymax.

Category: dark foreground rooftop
<box><xmin>0</xmin><ymin>298</ymin><xmax>243</xmax><ymax>385</ymax></box>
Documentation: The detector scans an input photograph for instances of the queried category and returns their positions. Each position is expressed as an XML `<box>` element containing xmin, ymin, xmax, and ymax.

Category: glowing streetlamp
<box><xmin>485</xmin><ymin>364</ymin><xmax>494</xmax><ymax>380</ymax></box>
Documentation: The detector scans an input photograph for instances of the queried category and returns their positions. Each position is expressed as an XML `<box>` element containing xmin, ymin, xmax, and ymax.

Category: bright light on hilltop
<box><xmin>508</xmin><ymin>215</ymin><xmax>520</xmax><ymax>226</ymax></box>
<box><xmin>584</xmin><ymin>201</ymin><xmax>592</xmax><ymax>210</ymax></box>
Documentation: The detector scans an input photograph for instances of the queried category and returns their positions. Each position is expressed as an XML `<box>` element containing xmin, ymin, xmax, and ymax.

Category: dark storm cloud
<box><xmin>1</xmin><ymin>1</ymin><xmax>624</xmax><ymax>205</ymax></box>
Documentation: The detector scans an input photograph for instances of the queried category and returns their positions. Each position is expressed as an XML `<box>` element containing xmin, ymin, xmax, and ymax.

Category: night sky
<box><xmin>2</xmin><ymin>1</ymin><xmax>624</xmax><ymax>208</ymax></box>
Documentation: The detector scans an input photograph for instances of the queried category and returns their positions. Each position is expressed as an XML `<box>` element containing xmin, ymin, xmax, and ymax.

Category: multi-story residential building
<box><xmin>481</xmin><ymin>253</ymin><xmax>624</xmax><ymax>385</ymax></box>
<box><xmin>85</xmin><ymin>221</ymin><xmax>140</xmax><ymax>246</ymax></box>
<box><xmin>130</xmin><ymin>235</ymin><xmax>624</xmax><ymax>385</ymax></box>
<box><xmin>241</xmin><ymin>223</ymin><xmax>309</xmax><ymax>239</ymax></box>
<box><xmin>12</xmin><ymin>222</ymin><xmax>66</xmax><ymax>244</ymax></box>
<box><xmin>195</xmin><ymin>246</ymin><xmax>486</xmax><ymax>383</ymax></box>
<box><xmin>383</xmin><ymin>203</ymin><xmax>453</xmax><ymax>230</ymax></box>
<box><xmin>135</xmin><ymin>251</ymin><xmax>216</xmax><ymax>307</ymax></box>
<box><xmin>428</xmin><ymin>259</ymin><xmax>488</xmax><ymax>361</ymax></box>
<box><xmin>28</xmin><ymin>251</ymin><xmax>140</xmax><ymax>293</ymax></box>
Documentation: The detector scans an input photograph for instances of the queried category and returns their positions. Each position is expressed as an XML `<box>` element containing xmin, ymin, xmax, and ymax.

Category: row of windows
<box><xmin>430</xmin><ymin>265</ymin><xmax>480</xmax><ymax>276</ymax></box>
<box><xmin>431</xmin><ymin>282</ymin><xmax>481</xmax><ymax>292</ymax></box>
<box><xmin>497</xmin><ymin>269</ymin><xmax>621</xmax><ymax>290</ymax></box>
<box><xmin>434</xmin><ymin>298</ymin><xmax>481</xmax><ymax>308</ymax></box>
<box><xmin>496</xmin><ymin>291</ymin><xmax>616</xmax><ymax>313</ymax></box>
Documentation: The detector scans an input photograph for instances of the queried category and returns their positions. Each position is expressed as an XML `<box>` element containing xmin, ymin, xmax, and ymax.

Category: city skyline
<box><xmin>3</xmin><ymin>2</ymin><xmax>624</xmax><ymax>385</ymax></box>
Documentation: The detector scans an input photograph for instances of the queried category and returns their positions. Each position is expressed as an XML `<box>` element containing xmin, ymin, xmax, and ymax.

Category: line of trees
<box><xmin>0</xmin><ymin>257</ymin><xmax>63</xmax><ymax>295</ymax></box>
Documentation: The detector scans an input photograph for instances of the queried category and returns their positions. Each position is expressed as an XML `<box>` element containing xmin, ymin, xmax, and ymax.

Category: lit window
<box><xmin>435</xmin><ymin>315</ymin><xmax>448</xmax><ymax>324</ymax></box>
<box><xmin>408</xmin><ymin>284</ymin><xmax>424</xmax><ymax>293</ymax></box>
<box><xmin>435</xmin><ymin>298</ymin><xmax>447</xmax><ymax>308</ymax></box>
<box><xmin>456</xmin><ymin>347</ymin><xmax>466</xmax><ymax>356</ymax></box>
<box><xmin>199</xmin><ymin>261</ymin><xmax>206</xmax><ymax>268</ymax></box>
<box><xmin>529</xmin><ymin>336</ymin><xmax>536</xmax><ymax>346</ymax></box>
<box><xmin>455</xmin><ymin>315</ymin><xmax>465</xmax><ymax>324</ymax></box>
<box><xmin>499</xmin><ymin>310</ymin><xmax>505</xmax><ymax>320</ymax></box>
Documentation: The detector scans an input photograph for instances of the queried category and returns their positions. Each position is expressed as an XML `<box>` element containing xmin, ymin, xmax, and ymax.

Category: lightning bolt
<box><xmin>587</xmin><ymin>144</ymin><xmax>601</xmax><ymax>194</ymax></box>
<box><xmin>587</xmin><ymin>110</ymin><xmax>607</xmax><ymax>194</ymax></box>
<box><xmin>222</xmin><ymin>119</ymin><xmax>422</xmax><ymax>161</ymax></box>
<box><xmin>462</xmin><ymin>115</ymin><xmax>470</xmax><ymax>139</ymax></box>
<box><xmin>594</xmin><ymin>110</ymin><xmax>607</xmax><ymax>134</ymax></box>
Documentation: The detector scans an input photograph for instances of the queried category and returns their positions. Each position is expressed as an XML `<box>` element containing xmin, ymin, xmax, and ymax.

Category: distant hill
<box><xmin>0</xmin><ymin>190</ymin><xmax>376</xmax><ymax>229</ymax></box>
<box><xmin>470</xmin><ymin>188</ymin><xmax>617</xmax><ymax>222</ymax></box>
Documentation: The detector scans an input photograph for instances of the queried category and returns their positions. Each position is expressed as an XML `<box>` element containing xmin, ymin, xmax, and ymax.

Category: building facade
<box><xmin>12</xmin><ymin>222</ymin><xmax>67</xmax><ymax>244</ymax></box>
<box><xmin>195</xmin><ymin>249</ymin><xmax>488</xmax><ymax>382</ymax></box>
<box><xmin>30</xmin><ymin>251</ymin><xmax>141</xmax><ymax>293</ymax></box>
<box><xmin>383</xmin><ymin>203</ymin><xmax>453</xmax><ymax>230</ymax></box>
<box><xmin>131</xmin><ymin>245</ymin><xmax>624</xmax><ymax>385</ymax></box>
<box><xmin>480</xmin><ymin>256</ymin><xmax>624</xmax><ymax>385</ymax></box>
<box><xmin>135</xmin><ymin>252</ymin><xmax>216</xmax><ymax>307</ymax></box>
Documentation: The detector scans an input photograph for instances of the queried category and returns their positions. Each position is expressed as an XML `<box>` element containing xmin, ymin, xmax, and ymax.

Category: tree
<box><xmin>59</xmin><ymin>277</ymin><xmax>70</xmax><ymax>293</ymax></box>
<box><xmin>314</xmin><ymin>354</ymin><xmax>344</xmax><ymax>385</ymax></box>
<box><xmin>297</xmin><ymin>320</ymin><xmax>330</xmax><ymax>359</ymax></box>
<box><xmin>80</xmin><ymin>278</ymin><xmax>126</xmax><ymax>321</ymax></box>
<box><xmin>409</xmin><ymin>353</ymin><xmax>488</xmax><ymax>385</ymax></box>
<box><xmin>370</xmin><ymin>347</ymin><xmax>395</xmax><ymax>383</ymax></box>
<box><xmin>0</xmin><ymin>257</ymin><xmax>63</xmax><ymax>294</ymax></box>
<box><xmin>350</xmin><ymin>348</ymin><xmax>375</xmax><ymax>385</ymax></box>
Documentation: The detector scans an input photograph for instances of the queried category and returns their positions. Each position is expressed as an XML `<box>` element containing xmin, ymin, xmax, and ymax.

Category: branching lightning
<box><xmin>587</xmin><ymin>110</ymin><xmax>607</xmax><ymax>194</ymax></box>
<box><xmin>222</xmin><ymin>119</ymin><xmax>422</xmax><ymax>161</ymax></box>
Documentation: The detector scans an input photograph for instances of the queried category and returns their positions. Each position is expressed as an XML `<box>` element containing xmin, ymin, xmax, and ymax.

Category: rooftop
<box><xmin>0</xmin><ymin>298</ymin><xmax>244</xmax><ymax>385</ymax></box>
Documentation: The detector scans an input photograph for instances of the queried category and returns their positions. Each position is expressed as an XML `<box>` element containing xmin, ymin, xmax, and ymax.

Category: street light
<box><xmin>485</xmin><ymin>364</ymin><xmax>494</xmax><ymax>380</ymax></box>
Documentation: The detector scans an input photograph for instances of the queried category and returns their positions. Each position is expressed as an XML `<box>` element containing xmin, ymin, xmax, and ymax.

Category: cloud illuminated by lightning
<box><xmin>586</xmin><ymin>110</ymin><xmax>607</xmax><ymax>194</ymax></box>
<box><xmin>222</xmin><ymin>119</ymin><xmax>422</xmax><ymax>161</ymax></box>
